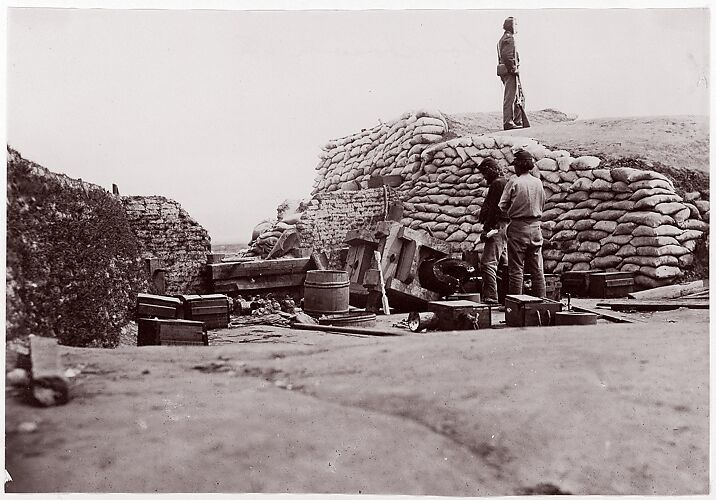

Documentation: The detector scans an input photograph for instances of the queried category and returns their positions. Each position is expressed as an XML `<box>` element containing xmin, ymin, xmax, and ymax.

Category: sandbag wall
<box><xmin>311</xmin><ymin>112</ymin><xmax>709</xmax><ymax>289</ymax></box>
<box><xmin>313</xmin><ymin>109</ymin><xmax>449</xmax><ymax>194</ymax></box>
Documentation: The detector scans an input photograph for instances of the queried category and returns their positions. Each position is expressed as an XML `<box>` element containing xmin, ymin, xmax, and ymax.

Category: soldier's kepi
<box><xmin>497</xmin><ymin>17</ymin><xmax>530</xmax><ymax>130</ymax></box>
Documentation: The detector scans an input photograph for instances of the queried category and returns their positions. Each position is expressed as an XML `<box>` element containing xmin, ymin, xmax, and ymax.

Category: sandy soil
<box><xmin>5</xmin><ymin>302</ymin><xmax>709</xmax><ymax>495</ymax></box>
<box><xmin>447</xmin><ymin>112</ymin><xmax>709</xmax><ymax>173</ymax></box>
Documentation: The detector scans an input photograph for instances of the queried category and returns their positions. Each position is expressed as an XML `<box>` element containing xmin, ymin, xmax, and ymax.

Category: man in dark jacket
<box><xmin>498</xmin><ymin>17</ymin><xmax>526</xmax><ymax>130</ymax></box>
<box><xmin>477</xmin><ymin>158</ymin><xmax>509</xmax><ymax>304</ymax></box>
<box><xmin>498</xmin><ymin>149</ymin><xmax>546</xmax><ymax>297</ymax></box>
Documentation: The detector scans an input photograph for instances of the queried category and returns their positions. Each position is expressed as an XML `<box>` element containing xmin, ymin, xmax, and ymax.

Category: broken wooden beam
<box><xmin>208</xmin><ymin>257</ymin><xmax>311</xmax><ymax>280</ymax></box>
<box><xmin>290</xmin><ymin>322</ymin><xmax>405</xmax><ymax>337</ymax></box>
<box><xmin>569</xmin><ymin>305</ymin><xmax>634</xmax><ymax>323</ymax></box>
<box><xmin>627</xmin><ymin>279</ymin><xmax>708</xmax><ymax>300</ymax></box>
<box><xmin>29</xmin><ymin>335</ymin><xmax>70</xmax><ymax>407</ymax></box>
<box><xmin>212</xmin><ymin>272</ymin><xmax>306</xmax><ymax>293</ymax></box>
<box><xmin>596</xmin><ymin>300</ymin><xmax>709</xmax><ymax>312</ymax></box>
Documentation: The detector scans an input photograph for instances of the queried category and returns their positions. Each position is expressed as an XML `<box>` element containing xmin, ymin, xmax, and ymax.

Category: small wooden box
<box><xmin>137</xmin><ymin>318</ymin><xmax>207</xmax><ymax>346</ymax></box>
<box><xmin>560</xmin><ymin>271</ymin><xmax>601</xmax><ymax>298</ymax></box>
<box><xmin>505</xmin><ymin>294</ymin><xmax>562</xmax><ymax>327</ymax></box>
<box><xmin>587</xmin><ymin>272</ymin><xmax>635</xmax><ymax>298</ymax></box>
<box><xmin>136</xmin><ymin>293</ymin><xmax>182</xmax><ymax>319</ymax></box>
<box><xmin>427</xmin><ymin>300</ymin><xmax>493</xmax><ymax>330</ymax></box>
<box><xmin>179</xmin><ymin>294</ymin><xmax>230</xmax><ymax>330</ymax></box>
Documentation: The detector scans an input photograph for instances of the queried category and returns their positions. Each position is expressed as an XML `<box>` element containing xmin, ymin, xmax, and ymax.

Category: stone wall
<box><xmin>121</xmin><ymin>196</ymin><xmax>212</xmax><ymax>294</ymax></box>
<box><xmin>311</xmin><ymin>111</ymin><xmax>710</xmax><ymax>289</ymax></box>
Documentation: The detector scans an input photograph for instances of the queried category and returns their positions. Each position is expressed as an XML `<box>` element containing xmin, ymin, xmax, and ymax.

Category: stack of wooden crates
<box><xmin>177</xmin><ymin>294</ymin><xmax>230</xmax><ymax>330</ymax></box>
<box><xmin>135</xmin><ymin>293</ymin><xmax>230</xmax><ymax>346</ymax></box>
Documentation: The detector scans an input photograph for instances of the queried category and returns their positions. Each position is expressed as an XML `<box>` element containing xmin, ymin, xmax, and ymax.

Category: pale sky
<box><xmin>6</xmin><ymin>5</ymin><xmax>709</xmax><ymax>243</ymax></box>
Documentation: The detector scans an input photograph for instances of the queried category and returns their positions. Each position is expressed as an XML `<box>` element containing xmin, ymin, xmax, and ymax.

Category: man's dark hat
<box><xmin>514</xmin><ymin>149</ymin><xmax>533</xmax><ymax>163</ymax></box>
<box><xmin>503</xmin><ymin>17</ymin><xmax>515</xmax><ymax>32</ymax></box>
<box><xmin>478</xmin><ymin>158</ymin><xmax>501</xmax><ymax>177</ymax></box>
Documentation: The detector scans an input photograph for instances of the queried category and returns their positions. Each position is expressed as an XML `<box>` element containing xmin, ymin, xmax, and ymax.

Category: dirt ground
<box><xmin>5</xmin><ymin>300</ymin><xmax>709</xmax><ymax>495</ymax></box>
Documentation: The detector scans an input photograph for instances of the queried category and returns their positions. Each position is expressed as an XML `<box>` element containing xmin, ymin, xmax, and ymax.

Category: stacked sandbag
<box><xmin>540</xmin><ymin>161</ymin><xmax>708</xmax><ymax>288</ymax></box>
<box><xmin>313</xmin><ymin>109</ymin><xmax>449</xmax><ymax>194</ymax></box>
<box><xmin>311</xmin><ymin>111</ymin><xmax>708</xmax><ymax>288</ymax></box>
<box><xmin>245</xmin><ymin>199</ymin><xmax>308</xmax><ymax>258</ymax></box>
<box><xmin>398</xmin><ymin>134</ymin><xmax>554</xmax><ymax>252</ymax></box>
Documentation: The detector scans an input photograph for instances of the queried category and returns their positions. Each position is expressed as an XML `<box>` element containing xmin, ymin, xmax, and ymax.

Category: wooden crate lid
<box><xmin>137</xmin><ymin>293</ymin><xmax>181</xmax><ymax>305</ymax></box>
<box><xmin>505</xmin><ymin>294</ymin><xmax>544</xmax><ymax>303</ymax></box>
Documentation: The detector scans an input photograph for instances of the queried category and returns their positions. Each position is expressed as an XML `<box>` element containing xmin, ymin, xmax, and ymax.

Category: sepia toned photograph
<box><xmin>5</xmin><ymin>1</ymin><xmax>709</xmax><ymax>495</ymax></box>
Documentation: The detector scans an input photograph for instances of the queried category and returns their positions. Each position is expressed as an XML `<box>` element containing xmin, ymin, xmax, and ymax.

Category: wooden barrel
<box><xmin>303</xmin><ymin>270</ymin><xmax>350</xmax><ymax>315</ymax></box>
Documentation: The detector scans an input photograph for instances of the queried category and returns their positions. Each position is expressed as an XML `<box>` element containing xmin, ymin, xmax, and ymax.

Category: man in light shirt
<box><xmin>498</xmin><ymin>149</ymin><xmax>546</xmax><ymax>297</ymax></box>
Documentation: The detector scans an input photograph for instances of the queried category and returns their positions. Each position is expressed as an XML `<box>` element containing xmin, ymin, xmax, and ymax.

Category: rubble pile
<box><xmin>122</xmin><ymin>196</ymin><xmax>212</xmax><ymax>293</ymax></box>
<box><xmin>245</xmin><ymin>199</ymin><xmax>307</xmax><ymax>258</ymax></box>
<box><xmin>311</xmin><ymin>111</ymin><xmax>710</xmax><ymax>288</ymax></box>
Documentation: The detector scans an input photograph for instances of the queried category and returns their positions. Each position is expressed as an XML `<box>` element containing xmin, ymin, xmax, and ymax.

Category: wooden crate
<box><xmin>505</xmin><ymin>294</ymin><xmax>562</xmax><ymax>327</ymax></box>
<box><xmin>560</xmin><ymin>271</ymin><xmax>602</xmax><ymax>298</ymax></box>
<box><xmin>137</xmin><ymin>318</ymin><xmax>207</xmax><ymax>346</ymax></box>
<box><xmin>427</xmin><ymin>300</ymin><xmax>493</xmax><ymax>330</ymax></box>
<box><xmin>587</xmin><ymin>272</ymin><xmax>635</xmax><ymax>298</ymax></box>
<box><xmin>179</xmin><ymin>294</ymin><xmax>230</xmax><ymax>330</ymax></box>
<box><xmin>136</xmin><ymin>293</ymin><xmax>182</xmax><ymax>319</ymax></box>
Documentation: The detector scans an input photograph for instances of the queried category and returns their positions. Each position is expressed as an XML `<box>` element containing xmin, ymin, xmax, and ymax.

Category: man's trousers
<box><xmin>506</xmin><ymin>219</ymin><xmax>546</xmax><ymax>297</ymax></box>
<box><xmin>501</xmin><ymin>73</ymin><xmax>523</xmax><ymax>128</ymax></box>
<box><xmin>480</xmin><ymin>223</ymin><xmax>508</xmax><ymax>302</ymax></box>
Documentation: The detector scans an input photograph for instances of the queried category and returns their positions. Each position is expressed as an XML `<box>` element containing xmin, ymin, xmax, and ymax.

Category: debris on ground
<box><xmin>228</xmin><ymin>313</ymin><xmax>291</xmax><ymax>328</ymax></box>
<box><xmin>17</xmin><ymin>422</ymin><xmax>39</xmax><ymax>434</ymax></box>
<box><xmin>6</xmin><ymin>368</ymin><xmax>30</xmax><ymax>387</ymax></box>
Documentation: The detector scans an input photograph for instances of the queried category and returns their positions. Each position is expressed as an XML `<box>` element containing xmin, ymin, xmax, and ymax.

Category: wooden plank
<box><xmin>212</xmin><ymin>273</ymin><xmax>306</xmax><ymax>293</ymax></box>
<box><xmin>627</xmin><ymin>280</ymin><xmax>708</xmax><ymax>300</ymax></box>
<box><xmin>398</xmin><ymin>225</ymin><xmax>452</xmax><ymax>253</ymax></box>
<box><xmin>190</xmin><ymin>305</ymin><xmax>229</xmax><ymax>315</ymax></box>
<box><xmin>137</xmin><ymin>293</ymin><xmax>181</xmax><ymax>307</ymax></box>
<box><xmin>597</xmin><ymin>300</ymin><xmax>709</xmax><ymax>311</ymax></box>
<box><xmin>374</xmin><ymin>250</ymin><xmax>391</xmax><ymax>315</ymax></box>
<box><xmin>395</xmin><ymin>238</ymin><xmax>416</xmax><ymax>282</ymax></box>
<box><xmin>208</xmin><ymin>258</ymin><xmax>308</xmax><ymax>280</ymax></box>
<box><xmin>569</xmin><ymin>305</ymin><xmax>635</xmax><ymax>324</ymax></box>
<box><xmin>344</xmin><ymin>228</ymin><xmax>378</xmax><ymax>245</ymax></box>
<box><xmin>206</xmin><ymin>253</ymin><xmax>225</xmax><ymax>264</ymax></box>
<box><xmin>290</xmin><ymin>322</ymin><xmax>405</xmax><ymax>337</ymax></box>
<box><xmin>29</xmin><ymin>336</ymin><xmax>70</xmax><ymax>406</ymax></box>
<box><xmin>137</xmin><ymin>303</ymin><xmax>178</xmax><ymax>319</ymax></box>
<box><xmin>189</xmin><ymin>298</ymin><xmax>228</xmax><ymax>308</ymax></box>
<box><xmin>208</xmin><ymin>257</ymin><xmax>311</xmax><ymax>280</ymax></box>
<box><xmin>385</xmin><ymin>277</ymin><xmax>441</xmax><ymax>304</ymax></box>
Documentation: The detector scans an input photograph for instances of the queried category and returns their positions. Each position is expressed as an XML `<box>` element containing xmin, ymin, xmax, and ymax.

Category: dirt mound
<box><xmin>447</xmin><ymin>113</ymin><xmax>708</xmax><ymax>173</ymax></box>
<box><xmin>445</xmin><ymin>108</ymin><xmax>576</xmax><ymax>137</ymax></box>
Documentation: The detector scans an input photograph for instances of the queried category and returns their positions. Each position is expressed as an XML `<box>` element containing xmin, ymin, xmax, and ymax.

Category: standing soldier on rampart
<box><xmin>497</xmin><ymin>17</ymin><xmax>529</xmax><ymax>130</ymax></box>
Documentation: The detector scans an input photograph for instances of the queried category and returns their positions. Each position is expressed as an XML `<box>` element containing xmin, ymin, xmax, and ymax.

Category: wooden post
<box><xmin>374</xmin><ymin>250</ymin><xmax>391</xmax><ymax>315</ymax></box>
<box><xmin>29</xmin><ymin>336</ymin><xmax>70</xmax><ymax>407</ymax></box>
